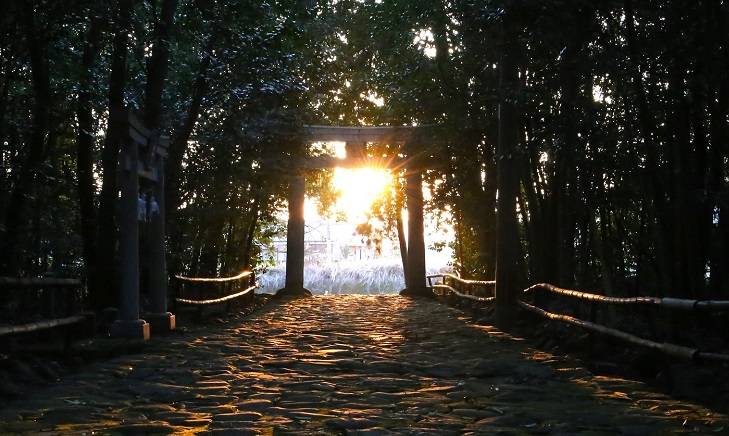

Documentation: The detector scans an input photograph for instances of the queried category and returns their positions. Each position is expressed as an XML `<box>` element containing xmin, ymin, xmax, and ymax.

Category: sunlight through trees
<box><xmin>1</xmin><ymin>0</ymin><xmax>727</xmax><ymax>307</ymax></box>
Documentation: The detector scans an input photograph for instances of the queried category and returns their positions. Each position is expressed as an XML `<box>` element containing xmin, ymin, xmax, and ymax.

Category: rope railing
<box><xmin>175</xmin><ymin>285</ymin><xmax>256</xmax><ymax>306</ymax></box>
<box><xmin>174</xmin><ymin>270</ymin><xmax>257</xmax><ymax>311</ymax></box>
<box><xmin>521</xmin><ymin>284</ymin><xmax>729</xmax><ymax>363</ymax></box>
<box><xmin>174</xmin><ymin>270</ymin><xmax>253</xmax><ymax>283</ymax></box>
<box><xmin>430</xmin><ymin>276</ymin><xmax>729</xmax><ymax>363</ymax></box>
<box><xmin>523</xmin><ymin>283</ymin><xmax>729</xmax><ymax>311</ymax></box>
<box><xmin>427</xmin><ymin>273</ymin><xmax>495</xmax><ymax>300</ymax></box>
<box><xmin>428</xmin><ymin>273</ymin><xmax>496</xmax><ymax>287</ymax></box>
<box><xmin>430</xmin><ymin>283</ymin><xmax>495</xmax><ymax>303</ymax></box>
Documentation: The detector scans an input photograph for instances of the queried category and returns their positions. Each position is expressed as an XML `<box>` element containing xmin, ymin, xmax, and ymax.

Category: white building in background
<box><xmin>269</xmin><ymin>217</ymin><xmax>400</xmax><ymax>267</ymax></box>
<box><xmin>268</xmin><ymin>214</ymin><xmax>452</xmax><ymax>270</ymax></box>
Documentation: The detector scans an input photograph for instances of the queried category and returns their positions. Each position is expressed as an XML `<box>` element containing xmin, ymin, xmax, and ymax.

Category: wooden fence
<box><xmin>427</xmin><ymin>273</ymin><xmax>729</xmax><ymax>363</ymax></box>
<box><xmin>0</xmin><ymin>277</ymin><xmax>94</xmax><ymax>350</ymax></box>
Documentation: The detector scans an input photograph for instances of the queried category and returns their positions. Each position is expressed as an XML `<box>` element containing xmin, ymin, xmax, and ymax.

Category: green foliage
<box><xmin>1</xmin><ymin>0</ymin><xmax>728</xmax><ymax>305</ymax></box>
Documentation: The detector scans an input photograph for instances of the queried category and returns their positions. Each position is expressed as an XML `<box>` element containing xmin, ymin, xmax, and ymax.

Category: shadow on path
<box><xmin>0</xmin><ymin>295</ymin><xmax>727</xmax><ymax>435</ymax></box>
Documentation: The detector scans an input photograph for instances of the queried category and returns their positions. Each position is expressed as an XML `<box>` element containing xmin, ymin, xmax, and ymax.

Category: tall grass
<box><xmin>257</xmin><ymin>259</ymin><xmax>451</xmax><ymax>295</ymax></box>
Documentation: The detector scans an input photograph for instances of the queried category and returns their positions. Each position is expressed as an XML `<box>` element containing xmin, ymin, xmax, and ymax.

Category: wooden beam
<box><xmin>297</xmin><ymin>155</ymin><xmax>409</xmax><ymax>170</ymax></box>
<box><xmin>303</xmin><ymin>125</ymin><xmax>419</xmax><ymax>143</ymax></box>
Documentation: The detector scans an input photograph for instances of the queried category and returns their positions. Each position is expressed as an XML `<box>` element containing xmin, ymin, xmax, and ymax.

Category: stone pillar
<box><xmin>276</xmin><ymin>174</ymin><xmax>311</xmax><ymax>298</ymax></box>
<box><xmin>495</xmin><ymin>20</ymin><xmax>521</xmax><ymax>330</ymax></box>
<box><xmin>345</xmin><ymin>141</ymin><xmax>366</xmax><ymax>159</ymax></box>
<box><xmin>110</xmin><ymin>136</ymin><xmax>150</xmax><ymax>339</ymax></box>
<box><xmin>147</xmin><ymin>157</ymin><xmax>176</xmax><ymax>335</ymax></box>
<box><xmin>401</xmin><ymin>171</ymin><xmax>432</xmax><ymax>297</ymax></box>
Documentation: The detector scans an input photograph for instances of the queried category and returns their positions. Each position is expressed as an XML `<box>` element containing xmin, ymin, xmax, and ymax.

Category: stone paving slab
<box><xmin>1</xmin><ymin>295</ymin><xmax>728</xmax><ymax>435</ymax></box>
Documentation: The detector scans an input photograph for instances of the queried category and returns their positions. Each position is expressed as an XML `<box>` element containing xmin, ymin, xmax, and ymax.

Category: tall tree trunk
<box><xmin>591</xmin><ymin>208</ymin><xmax>617</xmax><ymax>322</ymax></box>
<box><xmin>94</xmin><ymin>0</ymin><xmax>133</xmax><ymax>309</ymax></box>
<box><xmin>397</xmin><ymin>212</ymin><xmax>408</xmax><ymax>286</ymax></box>
<box><xmin>704</xmin><ymin>0</ymin><xmax>729</xmax><ymax>299</ymax></box>
<box><xmin>220</xmin><ymin>219</ymin><xmax>236</xmax><ymax>274</ymax></box>
<box><xmin>519</xmin><ymin>146</ymin><xmax>543</xmax><ymax>282</ymax></box>
<box><xmin>242</xmin><ymin>194</ymin><xmax>263</xmax><ymax>270</ymax></box>
<box><xmin>0</xmin><ymin>2</ymin><xmax>52</xmax><ymax>274</ymax></box>
<box><xmin>481</xmin><ymin>145</ymin><xmax>498</xmax><ymax>279</ymax></box>
<box><xmin>495</xmin><ymin>17</ymin><xmax>521</xmax><ymax>329</ymax></box>
<box><xmin>623</xmin><ymin>0</ymin><xmax>673</xmax><ymax>297</ymax></box>
<box><xmin>165</xmin><ymin>37</ymin><xmax>215</xmax><ymax>218</ymax></box>
<box><xmin>198</xmin><ymin>220</ymin><xmax>224</xmax><ymax>277</ymax></box>
<box><xmin>76</xmin><ymin>15</ymin><xmax>105</xmax><ymax>290</ymax></box>
<box><xmin>708</xmin><ymin>47</ymin><xmax>729</xmax><ymax>299</ymax></box>
<box><xmin>554</xmin><ymin>7</ymin><xmax>591</xmax><ymax>287</ymax></box>
<box><xmin>143</xmin><ymin>0</ymin><xmax>179</xmax><ymax>132</ymax></box>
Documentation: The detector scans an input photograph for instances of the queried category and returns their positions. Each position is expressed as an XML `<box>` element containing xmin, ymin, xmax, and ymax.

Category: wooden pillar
<box><xmin>147</xmin><ymin>155</ymin><xmax>176</xmax><ymax>334</ymax></box>
<box><xmin>110</xmin><ymin>134</ymin><xmax>150</xmax><ymax>339</ymax></box>
<box><xmin>400</xmin><ymin>171</ymin><xmax>432</xmax><ymax>297</ymax></box>
<box><xmin>276</xmin><ymin>174</ymin><xmax>311</xmax><ymax>298</ymax></box>
<box><xmin>495</xmin><ymin>20</ymin><xmax>521</xmax><ymax>330</ymax></box>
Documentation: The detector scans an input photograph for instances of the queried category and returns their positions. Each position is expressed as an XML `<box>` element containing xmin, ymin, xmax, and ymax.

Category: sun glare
<box><xmin>333</xmin><ymin>167</ymin><xmax>392</xmax><ymax>221</ymax></box>
<box><xmin>321</xmin><ymin>141</ymin><xmax>391</xmax><ymax>221</ymax></box>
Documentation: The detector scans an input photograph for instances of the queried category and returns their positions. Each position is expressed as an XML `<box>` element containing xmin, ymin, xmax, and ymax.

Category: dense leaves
<box><xmin>0</xmin><ymin>0</ymin><xmax>727</xmax><ymax>310</ymax></box>
<box><xmin>337</xmin><ymin>0</ymin><xmax>729</xmax><ymax>302</ymax></box>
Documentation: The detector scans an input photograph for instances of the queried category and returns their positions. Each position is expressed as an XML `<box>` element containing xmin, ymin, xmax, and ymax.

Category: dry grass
<box><xmin>257</xmin><ymin>259</ymin><xmax>450</xmax><ymax>295</ymax></box>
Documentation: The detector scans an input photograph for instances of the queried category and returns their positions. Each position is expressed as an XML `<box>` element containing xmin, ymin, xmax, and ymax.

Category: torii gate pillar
<box><xmin>276</xmin><ymin>174</ymin><xmax>312</xmax><ymax>298</ymax></box>
<box><xmin>146</xmin><ymin>155</ymin><xmax>176</xmax><ymax>334</ymax></box>
<box><xmin>400</xmin><ymin>170</ymin><xmax>431</xmax><ymax>297</ymax></box>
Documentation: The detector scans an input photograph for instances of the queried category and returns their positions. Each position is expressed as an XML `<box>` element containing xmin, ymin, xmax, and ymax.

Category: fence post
<box><xmin>588</xmin><ymin>301</ymin><xmax>597</xmax><ymax>357</ymax></box>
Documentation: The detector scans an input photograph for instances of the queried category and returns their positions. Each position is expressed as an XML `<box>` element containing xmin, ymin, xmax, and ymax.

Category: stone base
<box><xmin>400</xmin><ymin>287</ymin><xmax>435</xmax><ymax>298</ymax></box>
<box><xmin>275</xmin><ymin>287</ymin><xmax>313</xmax><ymax>299</ymax></box>
<box><xmin>109</xmin><ymin>319</ymin><xmax>150</xmax><ymax>340</ymax></box>
<box><xmin>147</xmin><ymin>312</ymin><xmax>176</xmax><ymax>335</ymax></box>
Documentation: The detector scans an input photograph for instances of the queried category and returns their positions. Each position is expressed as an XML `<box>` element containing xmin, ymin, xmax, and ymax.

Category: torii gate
<box><xmin>109</xmin><ymin>110</ymin><xmax>176</xmax><ymax>339</ymax></box>
<box><xmin>275</xmin><ymin>125</ymin><xmax>433</xmax><ymax>298</ymax></box>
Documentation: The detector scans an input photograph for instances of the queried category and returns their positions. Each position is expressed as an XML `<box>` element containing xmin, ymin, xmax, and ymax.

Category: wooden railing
<box><xmin>0</xmin><ymin>277</ymin><xmax>93</xmax><ymax>348</ymax></box>
<box><xmin>428</xmin><ymin>274</ymin><xmax>729</xmax><ymax>363</ymax></box>
<box><xmin>519</xmin><ymin>284</ymin><xmax>729</xmax><ymax>362</ymax></box>
<box><xmin>174</xmin><ymin>270</ymin><xmax>256</xmax><ymax>313</ymax></box>
<box><xmin>427</xmin><ymin>273</ymin><xmax>495</xmax><ymax>302</ymax></box>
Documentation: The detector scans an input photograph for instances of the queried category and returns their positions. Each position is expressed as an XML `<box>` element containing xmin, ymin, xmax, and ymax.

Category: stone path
<box><xmin>1</xmin><ymin>295</ymin><xmax>727</xmax><ymax>435</ymax></box>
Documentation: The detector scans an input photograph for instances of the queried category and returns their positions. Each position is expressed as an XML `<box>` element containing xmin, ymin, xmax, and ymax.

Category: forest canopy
<box><xmin>1</xmin><ymin>0</ymin><xmax>727</xmax><ymax>309</ymax></box>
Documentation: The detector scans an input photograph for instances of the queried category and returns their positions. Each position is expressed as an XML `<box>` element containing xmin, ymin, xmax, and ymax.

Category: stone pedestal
<box><xmin>147</xmin><ymin>312</ymin><xmax>176</xmax><ymax>335</ymax></box>
<box><xmin>109</xmin><ymin>319</ymin><xmax>150</xmax><ymax>340</ymax></box>
<box><xmin>275</xmin><ymin>287</ymin><xmax>313</xmax><ymax>299</ymax></box>
<box><xmin>400</xmin><ymin>286</ymin><xmax>434</xmax><ymax>298</ymax></box>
